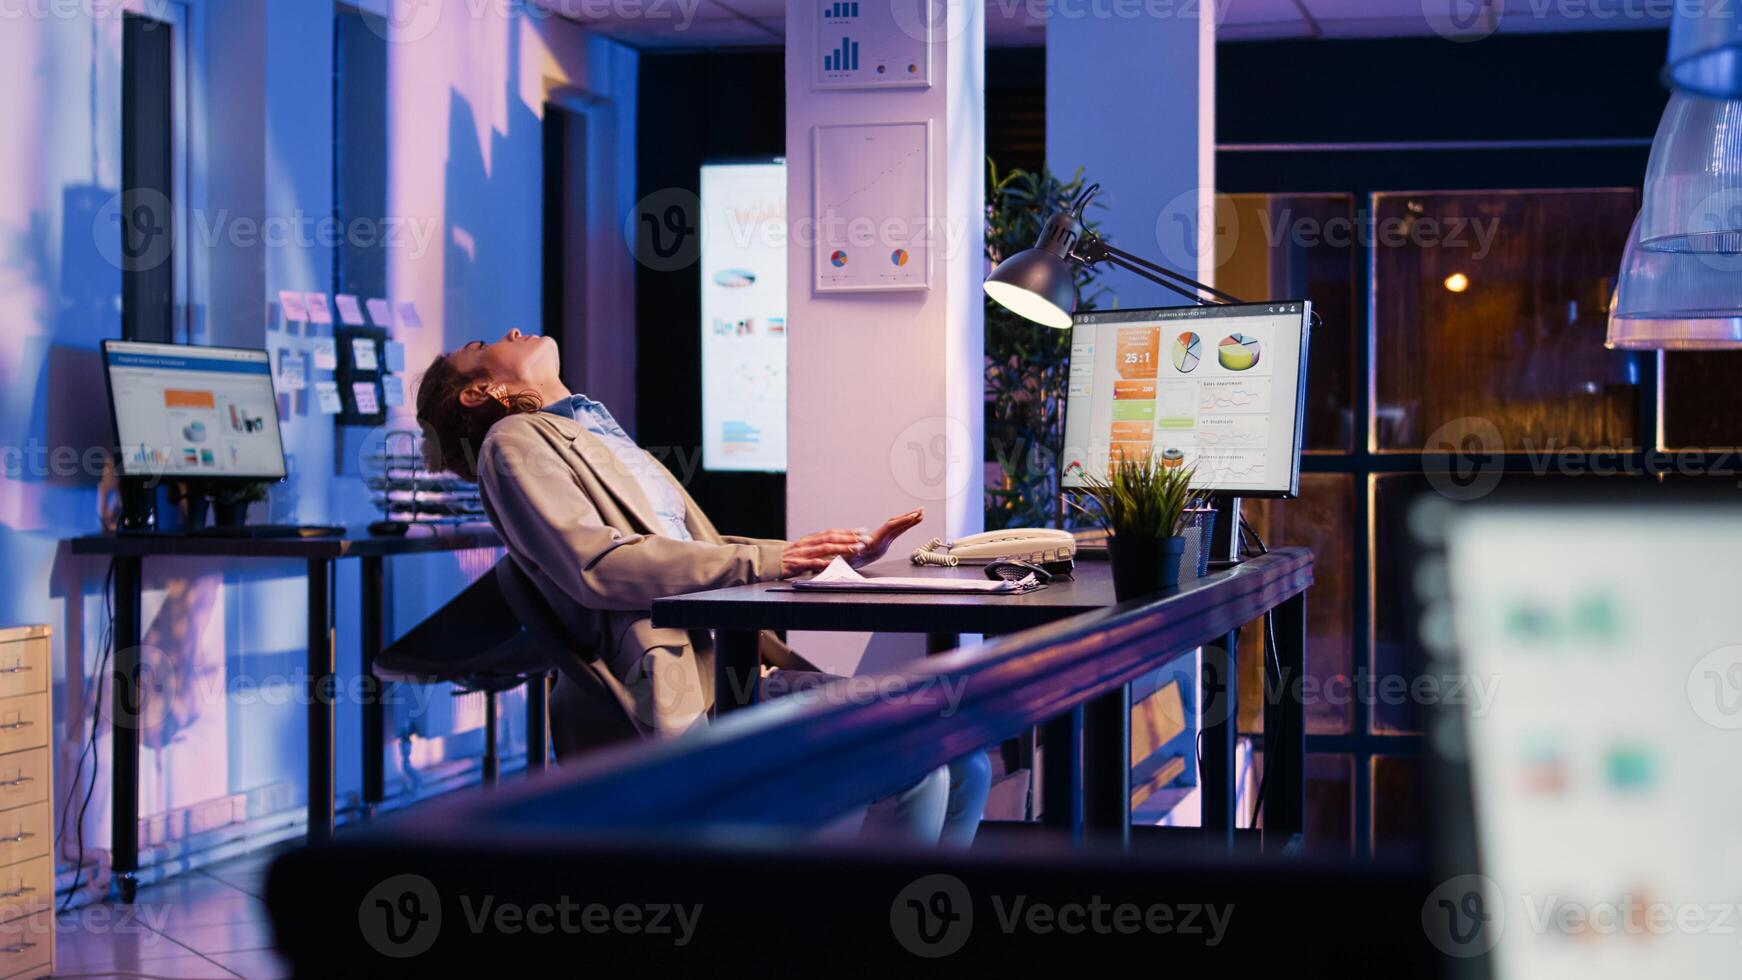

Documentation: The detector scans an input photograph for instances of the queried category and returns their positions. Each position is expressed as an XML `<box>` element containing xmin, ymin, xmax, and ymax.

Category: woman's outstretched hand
<box><xmin>849</xmin><ymin>508</ymin><xmax>925</xmax><ymax>568</ymax></box>
<box><xmin>782</xmin><ymin>529</ymin><xmax>869</xmax><ymax>577</ymax></box>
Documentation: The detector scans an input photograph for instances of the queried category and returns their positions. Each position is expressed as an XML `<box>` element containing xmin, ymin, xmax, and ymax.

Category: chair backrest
<box><xmin>495</xmin><ymin>555</ymin><xmax>643</xmax><ymax>752</ymax></box>
<box><xmin>376</xmin><ymin>563</ymin><xmax>545</xmax><ymax>681</ymax></box>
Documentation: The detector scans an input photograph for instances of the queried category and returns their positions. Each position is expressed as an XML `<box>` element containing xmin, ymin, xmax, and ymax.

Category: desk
<box><xmin>653</xmin><ymin>556</ymin><xmax>1309</xmax><ymax>846</ymax></box>
<box><xmin>69</xmin><ymin>528</ymin><xmax>501</xmax><ymax>898</ymax></box>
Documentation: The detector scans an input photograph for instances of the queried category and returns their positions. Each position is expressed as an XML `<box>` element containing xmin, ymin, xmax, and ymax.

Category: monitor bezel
<box><xmin>1062</xmin><ymin>300</ymin><xmax>1313</xmax><ymax>500</ymax></box>
<box><xmin>101</xmin><ymin>339</ymin><xmax>290</xmax><ymax>485</ymax></box>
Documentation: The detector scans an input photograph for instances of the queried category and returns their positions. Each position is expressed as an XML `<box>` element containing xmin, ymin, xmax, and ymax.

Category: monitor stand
<box><xmin>1206</xmin><ymin>493</ymin><xmax>1245</xmax><ymax>569</ymax></box>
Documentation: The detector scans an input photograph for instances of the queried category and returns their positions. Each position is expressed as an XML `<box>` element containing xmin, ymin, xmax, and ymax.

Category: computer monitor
<box><xmin>1433</xmin><ymin>490</ymin><xmax>1741</xmax><ymax>977</ymax></box>
<box><xmin>1060</xmin><ymin>301</ymin><xmax>1311</xmax><ymax>498</ymax></box>
<box><xmin>102</xmin><ymin>340</ymin><xmax>288</xmax><ymax>481</ymax></box>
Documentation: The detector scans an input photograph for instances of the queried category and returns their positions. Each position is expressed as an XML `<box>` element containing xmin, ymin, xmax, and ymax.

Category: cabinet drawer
<box><xmin>0</xmin><ymin>806</ymin><xmax>48</xmax><ymax>870</ymax></box>
<box><xmin>0</xmin><ymin>857</ymin><xmax>52</xmax><ymax>928</ymax></box>
<box><xmin>0</xmin><ymin>906</ymin><xmax>48</xmax><ymax>979</ymax></box>
<box><xmin>0</xmin><ymin>643</ymin><xmax>44</xmax><ymax>702</ymax></box>
<box><xmin>0</xmin><ymin>699</ymin><xmax>45</xmax><ymax>757</ymax></box>
<box><xmin>0</xmin><ymin>754</ymin><xmax>47</xmax><ymax>814</ymax></box>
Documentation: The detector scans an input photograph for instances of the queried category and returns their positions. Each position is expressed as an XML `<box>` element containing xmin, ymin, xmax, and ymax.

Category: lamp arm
<box><xmin>1097</xmin><ymin>254</ymin><xmax>1209</xmax><ymax>305</ymax></box>
<box><xmin>1074</xmin><ymin>232</ymin><xmax>1249</xmax><ymax>306</ymax></box>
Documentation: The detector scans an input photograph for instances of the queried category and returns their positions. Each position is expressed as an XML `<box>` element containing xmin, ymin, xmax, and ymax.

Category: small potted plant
<box><xmin>1070</xmin><ymin>455</ymin><xmax>1212</xmax><ymax>601</ymax></box>
<box><xmin>209</xmin><ymin>481</ymin><xmax>270</xmax><ymax>529</ymax></box>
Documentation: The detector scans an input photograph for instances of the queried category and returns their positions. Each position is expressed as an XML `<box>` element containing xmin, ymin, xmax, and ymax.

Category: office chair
<box><xmin>373</xmin><ymin>564</ymin><xmax>555</xmax><ymax>786</ymax></box>
<box><xmin>491</xmin><ymin>556</ymin><xmax>642</xmax><ymax>757</ymax></box>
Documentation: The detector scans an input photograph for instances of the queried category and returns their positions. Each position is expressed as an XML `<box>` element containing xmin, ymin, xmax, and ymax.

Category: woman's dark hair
<box><xmin>414</xmin><ymin>353</ymin><xmax>543</xmax><ymax>481</ymax></box>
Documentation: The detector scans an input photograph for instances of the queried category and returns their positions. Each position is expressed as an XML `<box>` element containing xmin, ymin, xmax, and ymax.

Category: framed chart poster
<box><xmin>812</xmin><ymin>121</ymin><xmax>932</xmax><ymax>293</ymax></box>
<box><xmin>813</xmin><ymin>0</ymin><xmax>933</xmax><ymax>90</ymax></box>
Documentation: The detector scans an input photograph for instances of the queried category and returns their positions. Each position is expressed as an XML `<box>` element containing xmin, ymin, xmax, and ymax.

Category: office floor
<box><xmin>55</xmin><ymin>847</ymin><xmax>290</xmax><ymax>978</ymax></box>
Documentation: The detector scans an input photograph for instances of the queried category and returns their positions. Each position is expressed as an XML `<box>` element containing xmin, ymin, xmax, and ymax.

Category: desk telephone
<box><xmin>910</xmin><ymin>528</ymin><xmax>1077</xmax><ymax>575</ymax></box>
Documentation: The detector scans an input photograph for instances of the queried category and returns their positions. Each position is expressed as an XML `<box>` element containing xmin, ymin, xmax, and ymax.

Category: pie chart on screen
<box><xmin>1218</xmin><ymin>334</ymin><xmax>1262</xmax><ymax>371</ymax></box>
<box><xmin>1171</xmin><ymin>332</ymin><xmax>1201</xmax><ymax>372</ymax></box>
<box><xmin>830</xmin><ymin>250</ymin><xmax>849</xmax><ymax>267</ymax></box>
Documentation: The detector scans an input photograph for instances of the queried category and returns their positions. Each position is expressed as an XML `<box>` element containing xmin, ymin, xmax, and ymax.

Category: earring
<box><xmin>487</xmin><ymin>383</ymin><xmax>508</xmax><ymax>400</ymax></box>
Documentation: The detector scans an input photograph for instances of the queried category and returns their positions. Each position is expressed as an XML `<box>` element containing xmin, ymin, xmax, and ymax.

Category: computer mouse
<box><xmin>984</xmin><ymin>558</ymin><xmax>1052</xmax><ymax>584</ymax></box>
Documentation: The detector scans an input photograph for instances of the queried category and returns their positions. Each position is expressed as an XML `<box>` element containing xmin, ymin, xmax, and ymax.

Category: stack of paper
<box><xmin>791</xmin><ymin>557</ymin><xmax>1041</xmax><ymax>593</ymax></box>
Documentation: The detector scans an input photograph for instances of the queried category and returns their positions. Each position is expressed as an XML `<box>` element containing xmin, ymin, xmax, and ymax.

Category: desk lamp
<box><xmin>982</xmin><ymin>183</ymin><xmax>1259</xmax><ymax>566</ymax></box>
<box><xmin>982</xmin><ymin>183</ymin><xmax>1249</xmax><ymax>327</ymax></box>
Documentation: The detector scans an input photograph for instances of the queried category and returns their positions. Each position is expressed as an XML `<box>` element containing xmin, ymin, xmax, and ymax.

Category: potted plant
<box><xmin>1070</xmin><ymin>456</ymin><xmax>1212</xmax><ymax>601</ymax></box>
<box><xmin>209</xmin><ymin>481</ymin><xmax>269</xmax><ymax>529</ymax></box>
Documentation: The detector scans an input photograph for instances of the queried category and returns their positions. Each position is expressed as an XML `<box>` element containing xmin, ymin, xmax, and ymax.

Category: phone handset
<box><xmin>911</xmin><ymin>528</ymin><xmax>1076</xmax><ymax>574</ymax></box>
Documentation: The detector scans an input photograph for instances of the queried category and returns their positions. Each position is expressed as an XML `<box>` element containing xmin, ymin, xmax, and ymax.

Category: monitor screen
<box><xmin>1060</xmin><ymin>302</ymin><xmax>1311</xmax><ymax>497</ymax></box>
<box><xmin>1444</xmin><ymin>500</ymin><xmax>1742</xmax><ymax>978</ymax></box>
<box><xmin>103</xmin><ymin>340</ymin><xmax>288</xmax><ymax>480</ymax></box>
<box><xmin>700</xmin><ymin>160</ymin><xmax>787</xmax><ymax>473</ymax></box>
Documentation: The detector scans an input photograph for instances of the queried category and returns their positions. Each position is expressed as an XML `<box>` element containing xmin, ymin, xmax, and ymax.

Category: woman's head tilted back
<box><xmin>414</xmin><ymin>329</ymin><xmax>563</xmax><ymax>480</ymax></box>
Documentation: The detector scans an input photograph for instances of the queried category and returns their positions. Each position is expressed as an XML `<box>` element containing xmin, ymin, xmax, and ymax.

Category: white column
<box><xmin>1045</xmin><ymin>2</ymin><xmax>1217</xmax><ymax>306</ymax></box>
<box><xmin>784</xmin><ymin>0</ymin><xmax>986</xmax><ymax>674</ymax></box>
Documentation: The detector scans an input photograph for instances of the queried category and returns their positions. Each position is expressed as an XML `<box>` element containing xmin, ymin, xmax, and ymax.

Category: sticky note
<box><xmin>315</xmin><ymin>381</ymin><xmax>342</xmax><ymax>415</ymax></box>
<box><xmin>335</xmin><ymin>294</ymin><xmax>366</xmax><ymax>327</ymax></box>
<box><xmin>278</xmin><ymin>291</ymin><xmax>309</xmax><ymax>322</ymax></box>
<box><xmin>351</xmin><ymin>337</ymin><xmax>379</xmax><ymax>372</ymax></box>
<box><xmin>352</xmin><ymin>382</ymin><xmax>379</xmax><ymax>415</ymax></box>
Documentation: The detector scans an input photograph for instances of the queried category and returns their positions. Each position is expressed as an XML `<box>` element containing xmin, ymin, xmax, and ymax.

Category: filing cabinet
<box><xmin>0</xmin><ymin>627</ymin><xmax>51</xmax><ymax>979</ymax></box>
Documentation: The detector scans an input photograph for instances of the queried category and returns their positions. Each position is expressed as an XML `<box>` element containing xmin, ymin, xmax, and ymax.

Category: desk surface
<box><xmin>68</xmin><ymin>525</ymin><xmax>501</xmax><ymax>559</ymax></box>
<box><xmin>653</xmin><ymin>558</ymin><xmax>1119</xmax><ymax>634</ymax></box>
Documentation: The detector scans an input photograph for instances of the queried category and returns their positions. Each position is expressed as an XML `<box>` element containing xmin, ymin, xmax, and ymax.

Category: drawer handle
<box><xmin>0</xmin><ymin>832</ymin><xmax>35</xmax><ymax>846</ymax></box>
<box><xmin>0</xmin><ymin>722</ymin><xmax>33</xmax><ymax>732</ymax></box>
<box><xmin>0</xmin><ymin>777</ymin><xmax>31</xmax><ymax>789</ymax></box>
<box><xmin>0</xmin><ymin>666</ymin><xmax>32</xmax><ymax>675</ymax></box>
<box><xmin>0</xmin><ymin>884</ymin><xmax>34</xmax><ymax>899</ymax></box>
<box><xmin>0</xmin><ymin>941</ymin><xmax>34</xmax><ymax>954</ymax></box>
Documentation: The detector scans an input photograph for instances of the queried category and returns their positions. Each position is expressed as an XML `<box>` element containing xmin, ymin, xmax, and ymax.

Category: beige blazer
<box><xmin>476</xmin><ymin>411</ymin><xmax>808</xmax><ymax>737</ymax></box>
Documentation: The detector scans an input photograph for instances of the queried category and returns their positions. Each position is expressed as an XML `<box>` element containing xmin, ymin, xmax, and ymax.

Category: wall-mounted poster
<box><xmin>812</xmin><ymin>121</ymin><xmax>931</xmax><ymax>293</ymax></box>
<box><xmin>700</xmin><ymin>160</ymin><xmax>787</xmax><ymax>473</ymax></box>
<box><xmin>813</xmin><ymin>0</ymin><xmax>932</xmax><ymax>90</ymax></box>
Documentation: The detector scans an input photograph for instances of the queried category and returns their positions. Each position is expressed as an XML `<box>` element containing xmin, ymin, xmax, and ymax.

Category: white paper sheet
<box><xmin>791</xmin><ymin>557</ymin><xmax>1038</xmax><ymax>593</ymax></box>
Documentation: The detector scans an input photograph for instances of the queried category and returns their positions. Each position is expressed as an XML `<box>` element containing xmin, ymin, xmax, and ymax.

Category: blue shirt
<box><xmin>541</xmin><ymin>394</ymin><xmax>692</xmax><ymax>541</ymax></box>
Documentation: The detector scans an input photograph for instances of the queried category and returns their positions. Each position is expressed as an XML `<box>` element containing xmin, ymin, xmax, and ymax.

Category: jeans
<box><xmin>763</xmin><ymin>668</ymin><xmax>992</xmax><ymax>846</ymax></box>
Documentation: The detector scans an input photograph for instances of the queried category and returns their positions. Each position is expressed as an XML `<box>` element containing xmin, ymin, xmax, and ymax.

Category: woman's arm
<box><xmin>478</xmin><ymin>422</ymin><xmax>784</xmax><ymax>612</ymax></box>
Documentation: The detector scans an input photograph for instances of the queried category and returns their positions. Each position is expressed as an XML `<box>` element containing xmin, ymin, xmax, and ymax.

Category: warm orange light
<box><xmin>1444</xmin><ymin>272</ymin><xmax>1470</xmax><ymax>293</ymax></box>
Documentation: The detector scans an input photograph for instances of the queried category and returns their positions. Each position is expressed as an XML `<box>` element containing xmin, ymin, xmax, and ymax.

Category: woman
<box><xmin>416</xmin><ymin>329</ymin><xmax>988</xmax><ymax>843</ymax></box>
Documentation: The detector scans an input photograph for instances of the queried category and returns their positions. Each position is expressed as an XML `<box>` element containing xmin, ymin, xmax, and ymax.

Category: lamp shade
<box><xmin>984</xmin><ymin>247</ymin><xmax>1076</xmax><ymax>329</ymax></box>
<box><xmin>983</xmin><ymin>209</ymin><xmax>1084</xmax><ymax>330</ymax></box>
<box><xmin>1664</xmin><ymin>6</ymin><xmax>1742</xmax><ymax>98</ymax></box>
<box><xmin>1608</xmin><ymin>212</ymin><xmax>1742</xmax><ymax>349</ymax></box>
<box><xmin>1636</xmin><ymin>93</ymin><xmax>1742</xmax><ymax>254</ymax></box>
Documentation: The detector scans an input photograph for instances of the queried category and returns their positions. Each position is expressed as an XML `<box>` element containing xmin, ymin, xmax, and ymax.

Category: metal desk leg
<box><xmin>526</xmin><ymin>674</ymin><xmax>549</xmax><ymax>773</ymax></box>
<box><xmin>1040</xmin><ymin>707</ymin><xmax>1083</xmax><ymax>837</ymax></box>
<box><xmin>715</xmin><ymin>629</ymin><xmax>760</xmax><ymax>715</ymax></box>
<box><xmin>1201</xmin><ymin>630</ymin><xmax>1238</xmax><ymax>850</ymax></box>
<box><xmin>359</xmin><ymin>556</ymin><xmax>384</xmax><ymax>812</ymax></box>
<box><xmin>308</xmin><ymin>558</ymin><xmax>335</xmax><ymax>842</ymax></box>
<box><xmin>1082</xmin><ymin>683</ymin><xmax>1131</xmax><ymax>847</ymax></box>
<box><xmin>112</xmin><ymin>556</ymin><xmax>143</xmax><ymax>901</ymax></box>
<box><xmin>1266</xmin><ymin>594</ymin><xmax>1307</xmax><ymax>851</ymax></box>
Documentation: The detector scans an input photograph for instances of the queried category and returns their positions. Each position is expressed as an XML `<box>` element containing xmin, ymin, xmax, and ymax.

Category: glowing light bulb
<box><xmin>1444</xmin><ymin>272</ymin><xmax>1470</xmax><ymax>293</ymax></box>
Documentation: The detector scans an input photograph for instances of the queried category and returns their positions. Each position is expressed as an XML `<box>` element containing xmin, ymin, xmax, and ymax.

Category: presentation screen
<box><xmin>1060</xmin><ymin>302</ymin><xmax>1311</xmax><ymax>497</ymax></box>
<box><xmin>700</xmin><ymin>160</ymin><xmax>787</xmax><ymax>473</ymax></box>
<box><xmin>103</xmin><ymin>340</ymin><xmax>288</xmax><ymax>480</ymax></box>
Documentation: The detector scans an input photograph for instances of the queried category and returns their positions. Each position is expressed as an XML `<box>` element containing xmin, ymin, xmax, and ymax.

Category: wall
<box><xmin>0</xmin><ymin>0</ymin><xmax>635</xmax><ymax>894</ymax></box>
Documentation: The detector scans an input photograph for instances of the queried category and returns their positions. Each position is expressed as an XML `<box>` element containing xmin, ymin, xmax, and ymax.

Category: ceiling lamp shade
<box><xmin>1636</xmin><ymin>93</ymin><xmax>1742</xmax><ymax>254</ymax></box>
<box><xmin>1664</xmin><ymin>8</ymin><xmax>1742</xmax><ymax>98</ymax></box>
<box><xmin>1607</xmin><ymin>212</ymin><xmax>1742</xmax><ymax>349</ymax></box>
